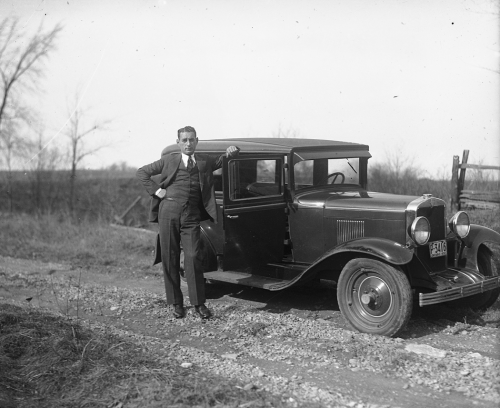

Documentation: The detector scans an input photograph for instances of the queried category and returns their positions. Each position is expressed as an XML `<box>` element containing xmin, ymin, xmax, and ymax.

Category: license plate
<box><xmin>429</xmin><ymin>240</ymin><xmax>447</xmax><ymax>258</ymax></box>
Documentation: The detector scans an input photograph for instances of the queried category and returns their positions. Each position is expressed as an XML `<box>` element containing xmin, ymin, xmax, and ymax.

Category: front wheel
<box><xmin>337</xmin><ymin>258</ymin><xmax>413</xmax><ymax>337</ymax></box>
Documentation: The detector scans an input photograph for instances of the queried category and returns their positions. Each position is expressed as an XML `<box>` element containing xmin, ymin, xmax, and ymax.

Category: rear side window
<box><xmin>228</xmin><ymin>158</ymin><xmax>283</xmax><ymax>200</ymax></box>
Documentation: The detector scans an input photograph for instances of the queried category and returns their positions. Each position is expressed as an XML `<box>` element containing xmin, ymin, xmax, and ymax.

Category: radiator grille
<box><xmin>337</xmin><ymin>220</ymin><xmax>365</xmax><ymax>244</ymax></box>
<box><xmin>415</xmin><ymin>203</ymin><xmax>447</xmax><ymax>272</ymax></box>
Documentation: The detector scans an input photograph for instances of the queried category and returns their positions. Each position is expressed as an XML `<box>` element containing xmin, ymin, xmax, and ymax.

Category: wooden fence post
<box><xmin>451</xmin><ymin>155</ymin><xmax>459</xmax><ymax>212</ymax></box>
<box><xmin>457</xmin><ymin>150</ymin><xmax>469</xmax><ymax>211</ymax></box>
<box><xmin>114</xmin><ymin>195</ymin><xmax>142</xmax><ymax>225</ymax></box>
<box><xmin>451</xmin><ymin>150</ymin><xmax>500</xmax><ymax>211</ymax></box>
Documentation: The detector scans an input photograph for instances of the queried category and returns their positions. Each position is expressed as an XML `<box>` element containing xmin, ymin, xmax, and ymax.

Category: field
<box><xmin>1</xmin><ymin>162</ymin><xmax>498</xmax><ymax>225</ymax></box>
<box><xmin>0</xmin><ymin>168</ymin><xmax>148</xmax><ymax>225</ymax></box>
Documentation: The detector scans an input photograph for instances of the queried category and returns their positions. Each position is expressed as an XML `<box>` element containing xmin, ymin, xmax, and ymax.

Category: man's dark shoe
<box><xmin>173</xmin><ymin>304</ymin><xmax>185</xmax><ymax>319</ymax></box>
<box><xmin>194</xmin><ymin>304</ymin><xmax>212</xmax><ymax>319</ymax></box>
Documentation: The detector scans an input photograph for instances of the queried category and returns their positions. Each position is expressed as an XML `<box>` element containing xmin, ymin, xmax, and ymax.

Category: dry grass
<box><xmin>468</xmin><ymin>208</ymin><xmax>500</xmax><ymax>234</ymax></box>
<box><xmin>0</xmin><ymin>303</ymin><xmax>287</xmax><ymax>408</ymax></box>
<box><xmin>0</xmin><ymin>213</ymin><xmax>154</xmax><ymax>273</ymax></box>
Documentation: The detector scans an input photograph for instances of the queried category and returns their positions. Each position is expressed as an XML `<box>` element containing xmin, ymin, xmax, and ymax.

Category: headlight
<box><xmin>411</xmin><ymin>216</ymin><xmax>431</xmax><ymax>245</ymax></box>
<box><xmin>449</xmin><ymin>211</ymin><xmax>470</xmax><ymax>238</ymax></box>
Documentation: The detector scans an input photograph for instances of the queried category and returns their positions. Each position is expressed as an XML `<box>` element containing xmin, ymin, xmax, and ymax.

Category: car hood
<box><xmin>296</xmin><ymin>189</ymin><xmax>419</xmax><ymax>211</ymax></box>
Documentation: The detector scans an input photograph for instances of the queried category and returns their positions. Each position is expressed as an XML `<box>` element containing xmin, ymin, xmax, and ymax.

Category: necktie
<box><xmin>187</xmin><ymin>155</ymin><xmax>194</xmax><ymax>172</ymax></box>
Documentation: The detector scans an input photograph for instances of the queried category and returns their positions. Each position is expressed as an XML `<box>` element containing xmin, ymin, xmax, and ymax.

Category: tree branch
<box><xmin>0</xmin><ymin>17</ymin><xmax>62</xmax><ymax>130</ymax></box>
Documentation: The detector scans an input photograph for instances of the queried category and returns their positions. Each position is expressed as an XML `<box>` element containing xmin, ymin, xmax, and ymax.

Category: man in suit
<box><xmin>136</xmin><ymin>126</ymin><xmax>239</xmax><ymax>319</ymax></box>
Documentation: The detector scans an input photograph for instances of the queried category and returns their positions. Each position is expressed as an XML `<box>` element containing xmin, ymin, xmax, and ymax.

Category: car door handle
<box><xmin>227</xmin><ymin>215</ymin><xmax>239</xmax><ymax>219</ymax></box>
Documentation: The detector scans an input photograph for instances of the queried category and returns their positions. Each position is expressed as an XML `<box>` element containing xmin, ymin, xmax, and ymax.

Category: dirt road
<box><xmin>1</xmin><ymin>255</ymin><xmax>499</xmax><ymax>408</ymax></box>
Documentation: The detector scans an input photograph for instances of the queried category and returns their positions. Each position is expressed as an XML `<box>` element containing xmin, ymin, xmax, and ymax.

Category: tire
<box><xmin>337</xmin><ymin>258</ymin><xmax>413</xmax><ymax>337</ymax></box>
<box><xmin>465</xmin><ymin>247</ymin><xmax>499</xmax><ymax>311</ymax></box>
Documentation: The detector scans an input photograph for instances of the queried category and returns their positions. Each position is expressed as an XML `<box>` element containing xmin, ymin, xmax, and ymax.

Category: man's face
<box><xmin>177</xmin><ymin>131</ymin><xmax>198</xmax><ymax>155</ymax></box>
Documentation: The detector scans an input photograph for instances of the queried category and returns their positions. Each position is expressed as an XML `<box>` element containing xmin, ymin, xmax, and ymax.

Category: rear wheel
<box><xmin>337</xmin><ymin>258</ymin><xmax>413</xmax><ymax>337</ymax></box>
<box><xmin>179</xmin><ymin>249</ymin><xmax>186</xmax><ymax>283</ymax></box>
<box><xmin>179</xmin><ymin>238</ymin><xmax>217</xmax><ymax>284</ymax></box>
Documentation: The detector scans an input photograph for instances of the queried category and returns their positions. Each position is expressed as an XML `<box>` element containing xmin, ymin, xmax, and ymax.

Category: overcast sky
<box><xmin>3</xmin><ymin>0</ymin><xmax>499</xmax><ymax>178</ymax></box>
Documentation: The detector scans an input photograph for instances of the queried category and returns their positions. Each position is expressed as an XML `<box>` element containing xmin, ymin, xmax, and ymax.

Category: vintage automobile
<box><xmin>160</xmin><ymin>138</ymin><xmax>500</xmax><ymax>337</ymax></box>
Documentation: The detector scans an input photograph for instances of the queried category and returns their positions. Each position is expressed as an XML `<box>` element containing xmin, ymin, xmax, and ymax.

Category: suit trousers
<box><xmin>158</xmin><ymin>199</ymin><xmax>205</xmax><ymax>306</ymax></box>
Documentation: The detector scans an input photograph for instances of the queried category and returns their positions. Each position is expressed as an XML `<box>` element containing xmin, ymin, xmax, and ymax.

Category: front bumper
<box><xmin>419</xmin><ymin>275</ymin><xmax>500</xmax><ymax>306</ymax></box>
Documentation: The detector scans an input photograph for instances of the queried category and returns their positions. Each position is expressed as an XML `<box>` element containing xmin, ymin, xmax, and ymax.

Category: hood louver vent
<box><xmin>337</xmin><ymin>220</ymin><xmax>365</xmax><ymax>244</ymax></box>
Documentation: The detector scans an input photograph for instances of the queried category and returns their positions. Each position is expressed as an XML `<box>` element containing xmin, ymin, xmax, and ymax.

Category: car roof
<box><xmin>162</xmin><ymin>138</ymin><xmax>370</xmax><ymax>156</ymax></box>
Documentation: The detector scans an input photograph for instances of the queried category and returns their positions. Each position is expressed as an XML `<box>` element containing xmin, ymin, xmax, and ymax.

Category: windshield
<box><xmin>294</xmin><ymin>157</ymin><xmax>360</xmax><ymax>190</ymax></box>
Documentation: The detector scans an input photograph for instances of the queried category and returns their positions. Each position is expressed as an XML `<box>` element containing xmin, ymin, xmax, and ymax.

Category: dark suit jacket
<box><xmin>136</xmin><ymin>152</ymin><xmax>224</xmax><ymax>224</ymax></box>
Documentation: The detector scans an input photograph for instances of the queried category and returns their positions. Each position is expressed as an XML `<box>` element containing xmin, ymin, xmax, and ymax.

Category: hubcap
<box><xmin>353</xmin><ymin>275</ymin><xmax>393</xmax><ymax>318</ymax></box>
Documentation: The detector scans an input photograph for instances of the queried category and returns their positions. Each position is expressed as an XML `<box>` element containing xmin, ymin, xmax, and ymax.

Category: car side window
<box><xmin>228</xmin><ymin>159</ymin><xmax>283</xmax><ymax>200</ymax></box>
<box><xmin>294</xmin><ymin>158</ymin><xmax>360</xmax><ymax>190</ymax></box>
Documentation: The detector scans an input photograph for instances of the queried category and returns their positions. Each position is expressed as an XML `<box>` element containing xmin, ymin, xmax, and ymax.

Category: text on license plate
<box><xmin>429</xmin><ymin>240</ymin><xmax>447</xmax><ymax>258</ymax></box>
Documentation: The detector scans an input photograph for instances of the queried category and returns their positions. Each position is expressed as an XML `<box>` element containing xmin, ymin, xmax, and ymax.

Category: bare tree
<box><xmin>25</xmin><ymin>125</ymin><xmax>64</xmax><ymax>213</ymax></box>
<box><xmin>64</xmin><ymin>92</ymin><xmax>112</xmax><ymax>213</ymax></box>
<box><xmin>0</xmin><ymin>17</ymin><xmax>62</xmax><ymax>133</ymax></box>
<box><xmin>0</xmin><ymin>102</ymin><xmax>33</xmax><ymax>212</ymax></box>
<box><xmin>0</xmin><ymin>110</ymin><xmax>20</xmax><ymax>212</ymax></box>
<box><xmin>272</xmin><ymin>124</ymin><xmax>301</xmax><ymax>139</ymax></box>
<box><xmin>0</xmin><ymin>17</ymin><xmax>61</xmax><ymax>211</ymax></box>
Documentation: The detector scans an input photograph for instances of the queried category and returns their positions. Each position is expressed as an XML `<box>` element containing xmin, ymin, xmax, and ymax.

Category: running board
<box><xmin>204</xmin><ymin>271</ymin><xmax>290</xmax><ymax>290</ymax></box>
<box><xmin>204</xmin><ymin>261</ymin><xmax>313</xmax><ymax>291</ymax></box>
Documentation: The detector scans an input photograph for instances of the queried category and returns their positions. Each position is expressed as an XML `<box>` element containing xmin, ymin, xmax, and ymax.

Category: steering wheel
<box><xmin>325</xmin><ymin>172</ymin><xmax>345</xmax><ymax>184</ymax></box>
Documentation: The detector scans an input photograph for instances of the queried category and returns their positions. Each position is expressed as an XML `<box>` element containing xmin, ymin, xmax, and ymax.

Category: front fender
<box><xmin>264</xmin><ymin>238</ymin><xmax>413</xmax><ymax>291</ymax></box>
<box><xmin>463</xmin><ymin>224</ymin><xmax>500</xmax><ymax>271</ymax></box>
<box><xmin>325</xmin><ymin>237</ymin><xmax>414</xmax><ymax>265</ymax></box>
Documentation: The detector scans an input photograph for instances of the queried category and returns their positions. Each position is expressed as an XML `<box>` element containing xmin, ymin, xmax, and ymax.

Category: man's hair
<box><xmin>177</xmin><ymin>126</ymin><xmax>197</xmax><ymax>139</ymax></box>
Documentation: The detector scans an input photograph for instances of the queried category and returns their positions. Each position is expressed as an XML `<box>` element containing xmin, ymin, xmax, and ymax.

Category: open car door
<box><xmin>221</xmin><ymin>155</ymin><xmax>287</xmax><ymax>271</ymax></box>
